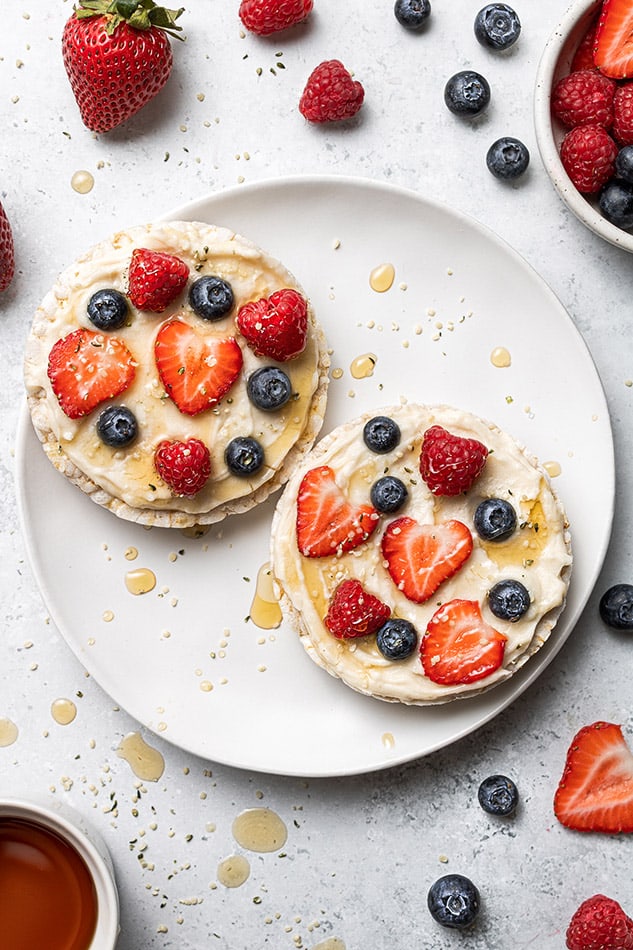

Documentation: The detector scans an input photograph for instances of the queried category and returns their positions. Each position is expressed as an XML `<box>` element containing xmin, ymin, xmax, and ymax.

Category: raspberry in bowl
<box><xmin>534</xmin><ymin>0</ymin><xmax>633</xmax><ymax>251</ymax></box>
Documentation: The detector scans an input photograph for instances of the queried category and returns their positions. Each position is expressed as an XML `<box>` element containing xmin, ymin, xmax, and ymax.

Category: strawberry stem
<box><xmin>74</xmin><ymin>0</ymin><xmax>185</xmax><ymax>39</ymax></box>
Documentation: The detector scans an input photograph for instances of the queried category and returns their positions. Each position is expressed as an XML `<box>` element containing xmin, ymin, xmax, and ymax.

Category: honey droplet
<box><xmin>116</xmin><ymin>731</ymin><xmax>165</xmax><ymax>782</ymax></box>
<box><xmin>543</xmin><ymin>460</ymin><xmax>562</xmax><ymax>478</ymax></box>
<box><xmin>249</xmin><ymin>563</ymin><xmax>282</xmax><ymax>630</ymax></box>
<box><xmin>102</xmin><ymin>609</ymin><xmax>114</xmax><ymax>623</ymax></box>
<box><xmin>124</xmin><ymin>546</ymin><xmax>138</xmax><ymax>561</ymax></box>
<box><xmin>124</xmin><ymin>567</ymin><xmax>156</xmax><ymax>595</ymax></box>
<box><xmin>369</xmin><ymin>262</ymin><xmax>395</xmax><ymax>293</ymax></box>
<box><xmin>51</xmin><ymin>698</ymin><xmax>77</xmax><ymax>726</ymax></box>
<box><xmin>217</xmin><ymin>854</ymin><xmax>250</xmax><ymax>888</ymax></box>
<box><xmin>70</xmin><ymin>169</ymin><xmax>94</xmax><ymax>194</ymax></box>
<box><xmin>382</xmin><ymin>732</ymin><xmax>395</xmax><ymax>750</ymax></box>
<box><xmin>490</xmin><ymin>346</ymin><xmax>511</xmax><ymax>368</ymax></box>
<box><xmin>331</xmin><ymin>367</ymin><xmax>344</xmax><ymax>380</ymax></box>
<box><xmin>350</xmin><ymin>353</ymin><xmax>377</xmax><ymax>380</ymax></box>
<box><xmin>0</xmin><ymin>718</ymin><xmax>18</xmax><ymax>747</ymax></box>
<box><xmin>232</xmin><ymin>808</ymin><xmax>288</xmax><ymax>853</ymax></box>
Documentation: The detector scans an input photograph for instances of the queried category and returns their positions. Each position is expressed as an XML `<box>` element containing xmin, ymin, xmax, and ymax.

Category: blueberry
<box><xmin>370</xmin><ymin>476</ymin><xmax>408</xmax><ymax>513</ymax></box>
<box><xmin>615</xmin><ymin>146</ymin><xmax>633</xmax><ymax>183</ymax></box>
<box><xmin>478</xmin><ymin>774</ymin><xmax>519</xmax><ymax>816</ymax></box>
<box><xmin>247</xmin><ymin>367</ymin><xmax>292</xmax><ymax>411</ymax></box>
<box><xmin>376</xmin><ymin>618</ymin><xmax>418</xmax><ymax>659</ymax></box>
<box><xmin>188</xmin><ymin>275</ymin><xmax>234</xmax><ymax>320</ymax></box>
<box><xmin>225</xmin><ymin>436</ymin><xmax>264</xmax><ymax>476</ymax></box>
<box><xmin>474</xmin><ymin>498</ymin><xmax>517</xmax><ymax>541</ymax></box>
<box><xmin>87</xmin><ymin>289</ymin><xmax>128</xmax><ymax>331</ymax></box>
<box><xmin>427</xmin><ymin>874</ymin><xmax>480</xmax><ymax>930</ymax></box>
<box><xmin>96</xmin><ymin>406</ymin><xmax>138</xmax><ymax>447</ymax></box>
<box><xmin>394</xmin><ymin>0</ymin><xmax>431</xmax><ymax>30</ymax></box>
<box><xmin>599</xmin><ymin>179</ymin><xmax>633</xmax><ymax>230</ymax></box>
<box><xmin>363</xmin><ymin>416</ymin><xmax>401</xmax><ymax>454</ymax></box>
<box><xmin>486</xmin><ymin>137</ymin><xmax>530</xmax><ymax>180</ymax></box>
<box><xmin>444</xmin><ymin>71</ymin><xmax>491</xmax><ymax>116</ymax></box>
<box><xmin>474</xmin><ymin>3</ymin><xmax>521</xmax><ymax>50</ymax></box>
<box><xmin>488</xmin><ymin>579</ymin><xmax>530</xmax><ymax>621</ymax></box>
<box><xmin>599</xmin><ymin>584</ymin><xmax>633</xmax><ymax>630</ymax></box>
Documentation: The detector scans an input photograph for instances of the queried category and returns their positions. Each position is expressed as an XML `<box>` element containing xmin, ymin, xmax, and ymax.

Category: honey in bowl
<box><xmin>0</xmin><ymin>816</ymin><xmax>99</xmax><ymax>950</ymax></box>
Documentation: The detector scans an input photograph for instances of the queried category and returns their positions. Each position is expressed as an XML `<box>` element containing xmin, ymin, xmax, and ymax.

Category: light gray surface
<box><xmin>1</xmin><ymin>1</ymin><xmax>632</xmax><ymax>948</ymax></box>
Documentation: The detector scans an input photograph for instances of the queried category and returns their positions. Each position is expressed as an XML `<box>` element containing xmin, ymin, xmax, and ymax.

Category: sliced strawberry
<box><xmin>296</xmin><ymin>465</ymin><xmax>379</xmax><ymax>558</ymax></box>
<box><xmin>381</xmin><ymin>516</ymin><xmax>473</xmax><ymax>603</ymax></box>
<box><xmin>594</xmin><ymin>0</ymin><xmax>633</xmax><ymax>79</ymax></box>
<box><xmin>324</xmin><ymin>579</ymin><xmax>391</xmax><ymax>639</ymax></box>
<box><xmin>421</xmin><ymin>598</ymin><xmax>507</xmax><ymax>685</ymax></box>
<box><xmin>154</xmin><ymin>319</ymin><xmax>243</xmax><ymax>416</ymax></box>
<box><xmin>554</xmin><ymin>721</ymin><xmax>633</xmax><ymax>833</ymax></box>
<box><xmin>47</xmin><ymin>327</ymin><xmax>136</xmax><ymax>420</ymax></box>
<box><xmin>128</xmin><ymin>248</ymin><xmax>189</xmax><ymax>313</ymax></box>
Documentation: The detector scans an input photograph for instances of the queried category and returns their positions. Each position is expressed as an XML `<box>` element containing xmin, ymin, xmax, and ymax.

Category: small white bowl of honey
<box><xmin>0</xmin><ymin>797</ymin><xmax>119</xmax><ymax>949</ymax></box>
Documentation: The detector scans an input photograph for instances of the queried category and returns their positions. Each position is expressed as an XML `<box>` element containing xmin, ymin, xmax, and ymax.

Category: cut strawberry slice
<box><xmin>155</xmin><ymin>319</ymin><xmax>243</xmax><ymax>416</ymax></box>
<box><xmin>47</xmin><ymin>327</ymin><xmax>136</xmax><ymax>420</ymax></box>
<box><xmin>381</xmin><ymin>516</ymin><xmax>473</xmax><ymax>603</ymax></box>
<box><xmin>421</xmin><ymin>598</ymin><xmax>507</xmax><ymax>685</ymax></box>
<box><xmin>296</xmin><ymin>465</ymin><xmax>379</xmax><ymax>558</ymax></box>
<box><xmin>594</xmin><ymin>0</ymin><xmax>633</xmax><ymax>79</ymax></box>
<box><xmin>554</xmin><ymin>721</ymin><xmax>633</xmax><ymax>833</ymax></box>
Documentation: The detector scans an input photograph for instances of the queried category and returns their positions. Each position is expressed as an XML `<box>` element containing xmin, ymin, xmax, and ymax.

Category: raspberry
<box><xmin>239</xmin><ymin>0</ymin><xmax>312</xmax><ymax>36</ymax></box>
<box><xmin>613</xmin><ymin>84</ymin><xmax>633</xmax><ymax>146</ymax></box>
<box><xmin>419</xmin><ymin>425</ymin><xmax>488</xmax><ymax>497</ymax></box>
<box><xmin>560</xmin><ymin>123</ymin><xmax>618</xmax><ymax>193</ymax></box>
<box><xmin>552</xmin><ymin>69</ymin><xmax>616</xmax><ymax>129</ymax></box>
<box><xmin>566</xmin><ymin>895</ymin><xmax>633</xmax><ymax>950</ymax></box>
<box><xmin>324</xmin><ymin>579</ymin><xmax>391</xmax><ymax>639</ymax></box>
<box><xmin>128</xmin><ymin>248</ymin><xmax>189</xmax><ymax>313</ymax></box>
<box><xmin>299</xmin><ymin>60</ymin><xmax>365</xmax><ymax>123</ymax></box>
<box><xmin>154</xmin><ymin>438</ymin><xmax>211</xmax><ymax>496</ymax></box>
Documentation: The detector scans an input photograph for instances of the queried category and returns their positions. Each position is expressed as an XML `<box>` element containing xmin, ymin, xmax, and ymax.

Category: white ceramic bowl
<box><xmin>0</xmin><ymin>797</ymin><xmax>119</xmax><ymax>949</ymax></box>
<box><xmin>534</xmin><ymin>0</ymin><xmax>633</xmax><ymax>252</ymax></box>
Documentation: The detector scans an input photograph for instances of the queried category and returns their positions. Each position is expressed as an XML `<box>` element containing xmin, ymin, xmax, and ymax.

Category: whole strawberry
<box><xmin>419</xmin><ymin>425</ymin><xmax>488</xmax><ymax>496</ymax></box>
<box><xmin>62</xmin><ymin>0</ymin><xmax>184</xmax><ymax>134</ymax></box>
<box><xmin>560</xmin><ymin>123</ymin><xmax>618</xmax><ymax>193</ymax></box>
<box><xmin>299</xmin><ymin>60</ymin><xmax>365</xmax><ymax>123</ymax></box>
<box><xmin>566</xmin><ymin>895</ymin><xmax>633</xmax><ymax>950</ymax></box>
<box><xmin>154</xmin><ymin>438</ymin><xmax>211</xmax><ymax>496</ymax></box>
<box><xmin>0</xmin><ymin>200</ymin><xmax>15</xmax><ymax>292</ymax></box>
<box><xmin>236</xmin><ymin>288</ymin><xmax>307</xmax><ymax>361</ymax></box>
<box><xmin>239</xmin><ymin>0</ymin><xmax>313</xmax><ymax>36</ymax></box>
<box><xmin>552</xmin><ymin>69</ymin><xmax>616</xmax><ymax>130</ymax></box>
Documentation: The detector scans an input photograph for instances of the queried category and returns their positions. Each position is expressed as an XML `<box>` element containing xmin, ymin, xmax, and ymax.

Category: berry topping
<box><xmin>566</xmin><ymin>895</ymin><xmax>633</xmax><ymax>950</ymax></box>
<box><xmin>594</xmin><ymin>0</ymin><xmax>633</xmax><ymax>79</ymax></box>
<box><xmin>246</xmin><ymin>366</ymin><xmax>293</xmax><ymax>411</ymax></box>
<box><xmin>444</xmin><ymin>70</ymin><xmax>491</xmax><ymax>116</ymax></box>
<box><xmin>381</xmin><ymin>516</ymin><xmax>473</xmax><ymax>604</ymax></box>
<box><xmin>486</xmin><ymin>136</ymin><xmax>530</xmax><ymax>180</ymax></box>
<box><xmin>570</xmin><ymin>18</ymin><xmax>599</xmax><ymax>72</ymax></box>
<box><xmin>154</xmin><ymin>438</ymin><xmax>211</xmax><ymax>496</ymax></box>
<box><xmin>236</xmin><ymin>288</ymin><xmax>308</xmax><ymax>362</ymax></box>
<box><xmin>478</xmin><ymin>774</ymin><xmax>519</xmax><ymax>816</ymax></box>
<box><xmin>560</xmin><ymin>123</ymin><xmax>619</xmax><ymax>194</ymax></box>
<box><xmin>554</xmin><ymin>721</ymin><xmax>633</xmax><ymax>833</ymax></box>
<box><xmin>48</xmin><ymin>328</ymin><xmax>136</xmax><ymax>420</ymax></box>
<box><xmin>427</xmin><ymin>874</ymin><xmax>480</xmax><ymax>930</ymax></box>
<box><xmin>154</xmin><ymin>319</ymin><xmax>243</xmax><ymax>416</ymax></box>
<box><xmin>419</xmin><ymin>425</ymin><xmax>488</xmax><ymax>496</ymax></box>
<box><xmin>551</xmin><ymin>69</ymin><xmax>616</xmax><ymax>130</ymax></box>
<box><xmin>376</xmin><ymin>618</ymin><xmax>418</xmax><ymax>660</ymax></box>
<box><xmin>473</xmin><ymin>498</ymin><xmax>517</xmax><ymax>541</ymax></box>
<box><xmin>394</xmin><ymin>0</ymin><xmax>431</xmax><ymax>31</ymax></box>
<box><xmin>324</xmin><ymin>579</ymin><xmax>391</xmax><ymax>640</ymax></box>
<box><xmin>128</xmin><ymin>248</ymin><xmax>189</xmax><ymax>313</ymax></box>
<box><xmin>370</xmin><ymin>476</ymin><xmax>409</xmax><ymax>514</ymax></box>
<box><xmin>421</xmin><ymin>598</ymin><xmax>507</xmax><ymax>685</ymax></box>
<box><xmin>224</xmin><ymin>436</ymin><xmax>265</xmax><ymax>477</ymax></box>
<box><xmin>87</xmin><ymin>288</ymin><xmax>129</xmax><ymax>331</ymax></box>
<box><xmin>599</xmin><ymin>179</ymin><xmax>633</xmax><ymax>229</ymax></box>
<box><xmin>96</xmin><ymin>405</ymin><xmax>138</xmax><ymax>447</ymax></box>
<box><xmin>613</xmin><ymin>85</ymin><xmax>633</xmax><ymax>146</ymax></box>
<box><xmin>488</xmin><ymin>579</ymin><xmax>530</xmax><ymax>621</ymax></box>
<box><xmin>0</xmin><ymin>200</ymin><xmax>15</xmax><ymax>293</ymax></box>
<box><xmin>188</xmin><ymin>275</ymin><xmax>234</xmax><ymax>321</ymax></box>
<box><xmin>296</xmin><ymin>465</ymin><xmax>379</xmax><ymax>558</ymax></box>
<box><xmin>239</xmin><ymin>0</ymin><xmax>313</xmax><ymax>36</ymax></box>
<box><xmin>299</xmin><ymin>60</ymin><xmax>365</xmax><ymax>124</ymax></box>
<box><xmin>363</xmin><ymin>416</ymin><xmax>401</xmax><ymax>454</ymax></box>
<box><xmin>474</xmin><ymin>3</ymin><xmax>521</xmax><ymax>51</ymax></box>
<box><xmin>599</xmin><ymin>583</ymin><xmax>633</xmax><ymax>630</ymax></box>
<box><xmin>616</xmin><ymin>145</ymin><xmax>633</xmax><ymax>182</ymax></box>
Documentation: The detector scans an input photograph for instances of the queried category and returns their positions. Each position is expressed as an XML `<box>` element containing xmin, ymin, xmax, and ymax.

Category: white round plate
<box><xmin>16</xmin><ymin>176</ymin><xmax>613</xmax><ymax>777</ymax></box>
